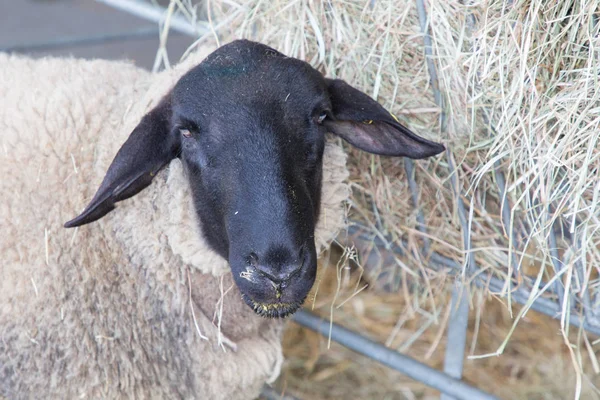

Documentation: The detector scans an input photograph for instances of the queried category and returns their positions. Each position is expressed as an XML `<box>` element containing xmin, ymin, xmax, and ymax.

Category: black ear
<box><xmin>324</xmin><ymin>79</ymin><xmax>445</xmax><ymax>158</ymax></box>
<box><xmin>64</xmin><ymin>96</ymin><xmax>180</xmax><ymax>228</ymax></box>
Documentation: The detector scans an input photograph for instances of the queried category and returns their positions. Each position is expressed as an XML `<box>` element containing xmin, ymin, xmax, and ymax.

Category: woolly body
<box><xmin>0</xmin><ymin>47</ymin><xmax>349</xmax><ymax>398</ymax></box>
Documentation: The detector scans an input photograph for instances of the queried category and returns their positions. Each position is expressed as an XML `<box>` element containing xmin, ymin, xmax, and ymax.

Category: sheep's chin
<box><xmin>241</xmin><ymin>293</ymin><xmax>305</xmax><ymax>319</ymax></box>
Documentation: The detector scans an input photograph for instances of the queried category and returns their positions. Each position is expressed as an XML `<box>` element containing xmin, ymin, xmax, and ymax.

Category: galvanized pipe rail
<box><xmin>293</xmin><ymin>310</ymin><xmax>499</xmax><ymax>400</ymax></box>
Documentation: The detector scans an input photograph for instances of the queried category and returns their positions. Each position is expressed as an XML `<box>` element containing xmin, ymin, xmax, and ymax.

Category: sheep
<box><xmin>0</xmin><ymin>39</ymin><xmax>444</xmax><ymax>399</ymax></box>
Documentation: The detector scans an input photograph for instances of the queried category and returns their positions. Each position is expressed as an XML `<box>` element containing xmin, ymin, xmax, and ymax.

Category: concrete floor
<box><xmin>0</xmin><ymin>0</ymin><xmax>194</xmax><ymax>70</ymax></box>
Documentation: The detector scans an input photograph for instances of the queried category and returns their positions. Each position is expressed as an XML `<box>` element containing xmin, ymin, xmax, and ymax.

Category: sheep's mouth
<box><xmin>241</xmin><ymin>293</ymin><xmax>304</xmax><ymax>318</ymax></box>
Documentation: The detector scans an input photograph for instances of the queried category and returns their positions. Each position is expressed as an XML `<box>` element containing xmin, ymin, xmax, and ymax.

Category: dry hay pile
<box><xmin>155</xmin><ymin>0</ymin><xmax>600</xmax><ymax>398</ymax></box>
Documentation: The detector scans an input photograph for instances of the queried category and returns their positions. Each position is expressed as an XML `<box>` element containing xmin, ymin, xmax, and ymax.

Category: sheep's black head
<box><xmin>65</xmin><ymin>40</ymin><xmax>444</xmax><ymax>318</ymax></box>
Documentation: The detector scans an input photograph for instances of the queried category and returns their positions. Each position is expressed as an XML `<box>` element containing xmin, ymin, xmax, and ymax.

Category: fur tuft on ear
<box><xmin>324</xmin><ymin>79</ymin><xmax>445</xmax><ymax>159</ymax></box>
<box><xmin>64</xmin><ymin>96</ymin><xmax>179</xmax><ymax>228</ymax></box>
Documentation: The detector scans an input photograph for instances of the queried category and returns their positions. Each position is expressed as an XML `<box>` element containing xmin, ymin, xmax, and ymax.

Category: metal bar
<box><xmin>572</xmin><ymin>234</ymin><xmax>599</xmax><ymax>326</ymax></box>
<box><xmin>439</xmin><ymin>151</ymin><xmax>473</xmax><ymax>400</ymax></box>
<box><xmin>441</xmin><ymin>283</ymin><xmax>470</xmax><ymax>400</ymax></box>
<box><xmin>466</xmin><ymin>10</ymin><xmax>521</xmax><ymax>287</ymax></box>
<box><xmin>404</xmin><ymin>158</ymin><xmax>431</xmax><ymax>254</ymax></box>
<box><xmin>0</xmin><ymin>28</ymin><xmax>159</xmax><ymax>53</ymax></box>
<box><xmin>260</xmin><ymin>384</ymin><xmax>301</xmax><ymax>400</ymax></box>
<box><xmin>414</xmin><ymin>3</ymin><xmax>471</xmax><ymax>399</ymax></box>
<box><xmin>493</xmin><ymin>159</ymin><xmax>520</xmax><ymax>282</ymax></box>
<box><xmin>547</xmin><ymin>217</ymin><xmax>567</xmax><ymax>305</ymax></box>
<box><xmin>415</xmin><ymin>0</ymin><xmax>443</xmax><ymax>112</ymax></box>
<box><xmin>346</xmin><ymin>224</ymin><xmax>600</xmax><ymax>336</ymax></box>
<box><xmin>95</xmin><ymin>0</ymin><xmax>202</xmax><ymax>37</ymax></box>
<box><xmin>292</xmin><ymin>310</ymin><xmax>499</xmax><ymax>400</ymax></box>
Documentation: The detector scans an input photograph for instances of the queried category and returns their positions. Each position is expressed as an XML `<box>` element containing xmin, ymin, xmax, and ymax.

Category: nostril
<box><xmin>247</xmin><ymin>252</ymin><xmax>259</xmax><ymax>268</ymax></box>
<box><xmin>246</xmin><ymin>246</ymin><xmax>306</xmax><ymax>283</ymax></box>
<box><xmin>253</xmin><ymin>264</ymin><xmax>284</xmax><ymax>283</ymax></box>
<box><xmin>253</xmin><ymin>262</ymin><xmax>303</xmax><ymax>284</ymax></box>
<box><xmin>287</xmin><ymin>262</ymin><xmax>303</xmax><ymax>280</ymax></box>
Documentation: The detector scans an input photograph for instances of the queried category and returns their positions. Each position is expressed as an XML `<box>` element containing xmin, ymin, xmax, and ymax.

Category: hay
<box><xmin>152</xmin><ymin>0</ymin><xmax>600</xmax><ymax>397</ymax></box>
<box><xmin>275</xmin><ymin>251</ymin><xmax>600</xmax><ymax>400</ymax></box>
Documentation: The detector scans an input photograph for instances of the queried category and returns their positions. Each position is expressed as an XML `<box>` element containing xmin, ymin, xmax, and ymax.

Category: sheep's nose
<box><xmin>248</xmin><ymin>247</ymin><xmax>304</xmax><ymax>284</ymax></box>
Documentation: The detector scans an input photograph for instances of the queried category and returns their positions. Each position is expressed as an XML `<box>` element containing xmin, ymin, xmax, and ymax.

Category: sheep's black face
<box><xmin>64</xmin><ymin>40</ymin><xmax>445</xmax><ymax>319</ymax></box>
<box><xmin>172</xmin><ymin>42</ymin><xmax>328</xmax><ymax>317</ymax></box>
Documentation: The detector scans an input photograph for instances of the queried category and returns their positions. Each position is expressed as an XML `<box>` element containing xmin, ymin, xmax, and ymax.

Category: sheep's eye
<box><xmin>316</xmin><ymin>112</ymin><xmax>328</xmax><ymax>125</ymax></box>
<box><xmin>180</xmin><ymin>128</ymin><xmax>192</xmax><ymax>138</ymax></box>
